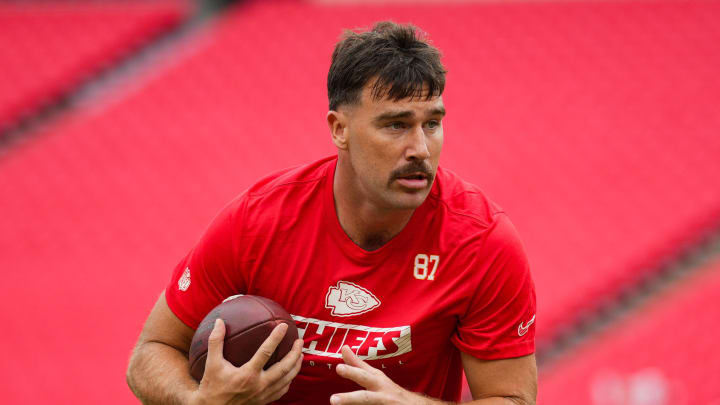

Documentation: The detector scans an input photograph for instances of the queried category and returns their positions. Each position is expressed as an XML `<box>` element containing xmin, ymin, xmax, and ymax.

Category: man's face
<box><xmin>338</xmin><ymin>83</ymin><xmax>445</xmax><ymax>211</ymax></box>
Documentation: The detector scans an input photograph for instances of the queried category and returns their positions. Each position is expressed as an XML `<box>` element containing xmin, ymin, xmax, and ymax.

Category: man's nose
<box><xmin>405</xmin><ymin>125</ymin><xmax>430</xmax><ymax>161</ymax></box>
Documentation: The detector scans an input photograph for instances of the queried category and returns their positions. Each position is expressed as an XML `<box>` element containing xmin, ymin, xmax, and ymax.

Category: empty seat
<box><xmin>538</xmin><ymin>260</ymin><xmax>720</xmax><ymax>404</ymax></box>
<box><xmin>0</xmin><ymin>1</ymin><xmax>186</xmax><ymax>133</ymax></box>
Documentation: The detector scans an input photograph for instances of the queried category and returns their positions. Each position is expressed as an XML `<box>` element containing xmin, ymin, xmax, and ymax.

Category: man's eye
<box><xmin>425</xmin><ymin>120</ymin><xmax>440</xmax><ymax>129</ymax></box>
<box><xmin>388</xmin><ymin>122</ymin><xmax>406</xmax><ymax>130</ymax></box>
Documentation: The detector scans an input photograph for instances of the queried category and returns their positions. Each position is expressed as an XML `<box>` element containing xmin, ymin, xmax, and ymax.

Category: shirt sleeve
<box><xmin>451</xmin><ymin>213</ymin><xmax>536</xmax><ymax>360</ymax></box>
<box><xmin>165</xmin><ymin>199</ymin><xmax>247</xmax><ymax>330</ymax></box>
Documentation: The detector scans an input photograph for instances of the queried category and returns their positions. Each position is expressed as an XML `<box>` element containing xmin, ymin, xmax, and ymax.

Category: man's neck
<box><xmin>333</xmin><ymin>162</ymin><xmax>415</xmax><ymax>251</ymax></box>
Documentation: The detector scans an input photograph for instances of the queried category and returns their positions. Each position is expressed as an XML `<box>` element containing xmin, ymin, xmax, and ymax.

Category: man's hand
<box><xmin>331</xmin><ymin>346</ymin><xmax>442</xmax><ymax>405</ymax></box>
<box><xmin>190</xmin><ymin>319</ymin><xmax>304</xmax><ymax>405</ymax></box>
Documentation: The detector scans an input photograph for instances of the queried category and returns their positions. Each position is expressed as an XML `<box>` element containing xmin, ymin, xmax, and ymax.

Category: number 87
<box><xmin>414</xmin><ymin>254</ymin><xmax>440</xmax><ymax>281</ymax></box>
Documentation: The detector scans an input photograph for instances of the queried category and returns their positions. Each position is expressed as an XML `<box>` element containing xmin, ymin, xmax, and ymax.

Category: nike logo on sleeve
<box><xmin>517</xmin><ymin>314</ymin><xmax>535</xmax><ymax>337</ymax></box>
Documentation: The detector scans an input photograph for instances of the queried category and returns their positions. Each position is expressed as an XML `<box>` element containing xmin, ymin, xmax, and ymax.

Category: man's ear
<box><xmin>327</xmin><ymin>110</ymin><xmax>349</xmax><ymax>150</ymax></box>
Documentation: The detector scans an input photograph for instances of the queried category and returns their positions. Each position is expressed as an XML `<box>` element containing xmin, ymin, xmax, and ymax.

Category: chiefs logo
<box><xmin>178</xmin><ymin>267</ymin><xmax>191</xmax><ymax>292</ymax></box>
<box><xmin>293</xmin><ymin>314</ymin><xmax>411</xmax><ymax>360</ymax></box>
<box><xmin>325</xmin><ymin>281</ymin><xmax>381</xmax><ymax>317</ymax></box>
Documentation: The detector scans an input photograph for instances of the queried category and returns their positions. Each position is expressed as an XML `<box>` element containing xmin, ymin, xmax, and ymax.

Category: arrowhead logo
<box><xmin>325</xmin><ymin>281</ymin><xmax>381</xmax><ymax>317</ymax></box>
<box><xmin>178</xmin><ymin>267</ymin><xmax>191</xmax><ymax>292</ymax></box>
<box><xmin>518</xmin><ymin>314</ymin><xmax>535</xmax><ymax>337</ymax></box>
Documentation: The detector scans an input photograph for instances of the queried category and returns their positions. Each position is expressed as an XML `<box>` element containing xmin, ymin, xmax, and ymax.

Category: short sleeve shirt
<box><xmin>166</xmin><ymin>156</ymin><xmax>536</xmax><ymax>403</ymax></box>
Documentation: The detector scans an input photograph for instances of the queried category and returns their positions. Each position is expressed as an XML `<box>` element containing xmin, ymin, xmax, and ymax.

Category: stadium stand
<box><xmin>1</xmin><ymin>0</ymin><xmax>719</xmax><ymax>403</ymax></box>
<box><xmin>538</xmin><ymin>260</ymin><xmax>720</xmax><ymax>404</ymax></box>
<box><xmin>0</xmin><ymin>1</ymin><xmax>186</xmax><ymax>135</ymax></box>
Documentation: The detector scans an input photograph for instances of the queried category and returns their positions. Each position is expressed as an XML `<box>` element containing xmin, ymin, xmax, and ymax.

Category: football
<box><xmin>188</xmin><ymin>295</ymin><xmax>299</xmax><ymax>381</ymax></box>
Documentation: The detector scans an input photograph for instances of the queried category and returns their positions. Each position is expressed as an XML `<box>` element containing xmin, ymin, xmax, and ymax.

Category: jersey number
<box><xmin>414</xmin><ymin>254</ymin><xmax>439</xmax><ymax>281</ymax></box>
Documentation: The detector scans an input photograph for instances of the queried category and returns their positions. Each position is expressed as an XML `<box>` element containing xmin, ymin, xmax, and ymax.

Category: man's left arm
<box><xmin>330</xmin><ymin>346</ymin><xmax>536</xmax><ymax>405</ymax></box>
<box><xmin>459</xmin><ymin>351</ymin><xmax>537</xmax><ymax>404</ymax></box>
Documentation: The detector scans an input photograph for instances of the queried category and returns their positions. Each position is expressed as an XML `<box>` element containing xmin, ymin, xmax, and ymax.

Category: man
<box><xmin>127</xmin><ymin>21</ymin><xmax>537</xmax><ymax>404</ymax></box>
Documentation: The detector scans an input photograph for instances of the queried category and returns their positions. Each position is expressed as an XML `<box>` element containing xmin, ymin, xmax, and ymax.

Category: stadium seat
<box><xmin>0</xmin><ymin>1</ymin><xmax>186</xmax><ymax>134</ymax></box>
<box><xmin>538</xmin><ymin>260</ymin><xmax>720</xmax><ymax>404</ymax></box>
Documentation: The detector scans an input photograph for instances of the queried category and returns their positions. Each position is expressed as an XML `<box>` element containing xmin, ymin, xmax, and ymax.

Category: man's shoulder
<box><xmin>221</xmin><ymin>156</ymin><xmax>334</xmax><ymax>218</ymax></box>
<box><xmin>430</xmin><ymin>166</ymin><xmax>506</xmax><ymax>228</ymax></box>
<box><xmin>245</xmin><ymin>156</ymin><xmax>335</xmax><ymax>198</ymax></box>
<box><xmin>430</xmin><ymin>167</ymin><xmax>526</xmax><ymax>263</ymax></box>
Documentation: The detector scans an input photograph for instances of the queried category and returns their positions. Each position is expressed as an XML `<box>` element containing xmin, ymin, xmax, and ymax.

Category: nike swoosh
<box><xmin>518</xmin><ymin>314</ymin><xmax>536</xmax><ymax>337</ymax></box>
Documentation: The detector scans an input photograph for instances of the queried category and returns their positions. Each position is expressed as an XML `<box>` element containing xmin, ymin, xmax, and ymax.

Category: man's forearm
<box><xmin>127</xmin><ymin>341</ymin><xmax>199</xmax><ymax>405</ymax></box>
<box><xmin>414</xmin><ymin>392</ymin><xmax>534</xmax><ymax>405</ymax></box>
<box><xmin>465</xmin><ymin>397</ymin><xmax>533</xmax><ymax>405</ymax></box>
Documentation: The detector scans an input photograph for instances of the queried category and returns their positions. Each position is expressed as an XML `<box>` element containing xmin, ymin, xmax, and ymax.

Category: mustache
<box><xmin>389</xmin><ymin>161</ymin><xmax>434</xmax><ymax>183</ymax></box>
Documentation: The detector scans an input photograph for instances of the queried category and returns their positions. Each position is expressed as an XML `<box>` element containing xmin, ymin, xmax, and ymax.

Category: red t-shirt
<box><xmin>166</xmin><ymin>155</ymin><xmax>536</xmax><ymax>403</ymax></box>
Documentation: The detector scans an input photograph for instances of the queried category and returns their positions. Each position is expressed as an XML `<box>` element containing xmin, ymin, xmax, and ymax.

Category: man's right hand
<box><xmin>190</xmin><ymin>319</ymin><xmax>304</xmax><ymax>405</ymax></box>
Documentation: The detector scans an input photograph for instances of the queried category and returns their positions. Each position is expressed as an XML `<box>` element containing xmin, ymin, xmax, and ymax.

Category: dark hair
<box><xmin>327</xmin><ymin>21</ymin><xmax>446</xmax><ymax>111</ymax></box>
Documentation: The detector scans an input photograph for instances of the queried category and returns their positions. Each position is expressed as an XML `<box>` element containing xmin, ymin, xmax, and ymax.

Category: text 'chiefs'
<box><xmin>291</xmin><ymin>315</ymin><xmax>412</xmax><ymax>360</ymax></box>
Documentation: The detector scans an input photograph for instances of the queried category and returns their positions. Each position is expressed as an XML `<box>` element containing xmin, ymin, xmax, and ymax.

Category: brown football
<box><xmin>188</xmin><ymin>295</ymin><xmax>298</xmax><ymax>381</ymax></box>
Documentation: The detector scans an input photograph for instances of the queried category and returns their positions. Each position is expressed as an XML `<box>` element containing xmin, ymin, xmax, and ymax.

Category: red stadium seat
<box><xmin>0</xmin><ymin>1</ymin><xmax>186</xmax><ymax>134</ymax></box>
<box><xmin>538</xmin><ymin>261</ymin><xmax>720</xmax><ymax>404</ymax></box>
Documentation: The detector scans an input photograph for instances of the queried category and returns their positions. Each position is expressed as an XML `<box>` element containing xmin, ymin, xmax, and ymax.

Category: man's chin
<box><xmin>387</xmin><ymin>189</ymin><xmax>430</xmax><ymax>210</ymax></box>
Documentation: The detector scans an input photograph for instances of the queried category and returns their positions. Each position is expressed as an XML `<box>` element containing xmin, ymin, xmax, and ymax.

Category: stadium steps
<box><xmin>0</xmin><ymin>1</ymin><xmax>191</xmax><ymax>147</ymax></box>
<box><xmin>538</xmin><ymin>252</ymin><xmax>720</xmax><ymax>404</ymax></box>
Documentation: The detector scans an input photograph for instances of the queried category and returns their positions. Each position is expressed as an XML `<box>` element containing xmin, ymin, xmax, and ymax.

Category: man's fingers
<box><xmin>248</xmin><ymin>322</ymin><xmax>288</xmax><ymax>370</ymax></box>
<box><xmin>330</xmin><ymin>390</ymin><xmax>381</xmax><ymax>405</ymax></box>
<box><xmin>336</xmin><ymin>363</ymin><xmax>377</xmax><ymax>390</ymax></box>
<box><xmin>265</xmin><ymin>338</ymin><xmax>303</xmax><ymax>382</ymax></box>
<box><xmin>341</xmin><ymin>345</ymin><xmax>374</xmax><ymax>371</ymax></box>
<box><xmin>266</xmin><ymin>349</ymin><xmax>303</xmax><ymax>393</ymax></box>
<box><xmin>266</xmin><ymin>382</ymin><xmax>292</xmax><ymax>403</ymax></box>
<box><xmin>206</xmin><ymin>318</ymin><xmax>227</xmax><ymax>366</ymax></box>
